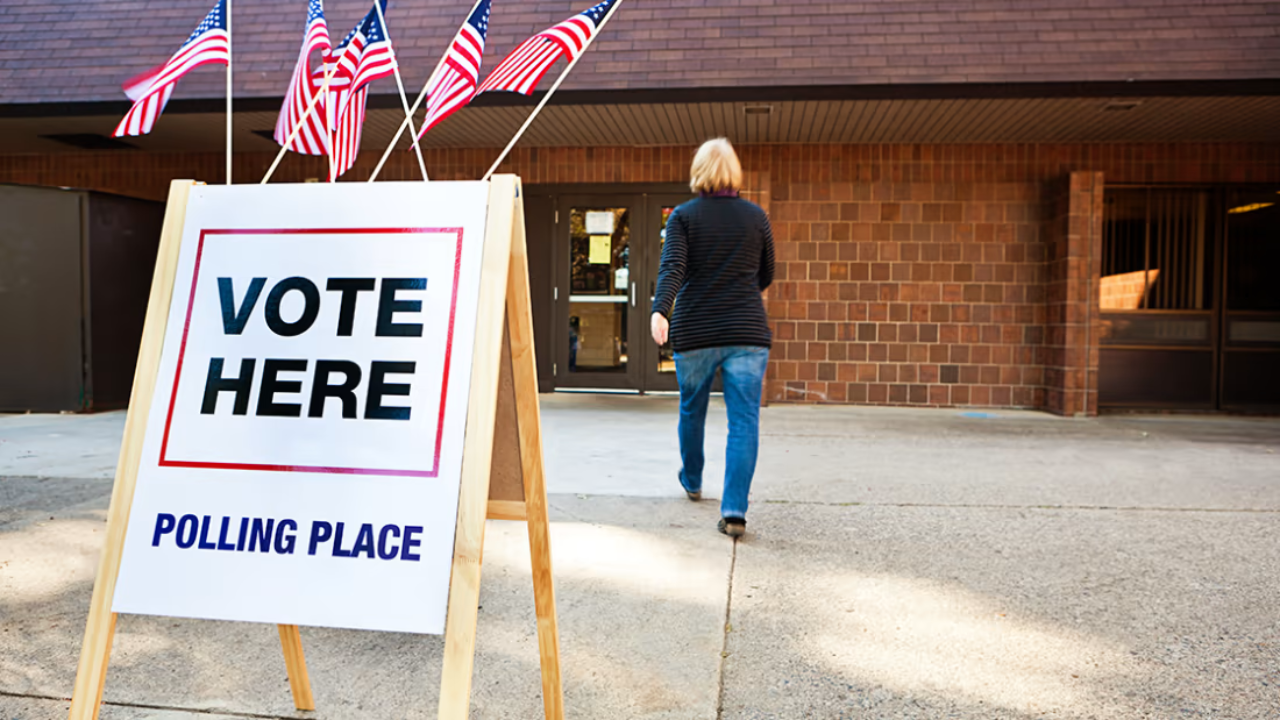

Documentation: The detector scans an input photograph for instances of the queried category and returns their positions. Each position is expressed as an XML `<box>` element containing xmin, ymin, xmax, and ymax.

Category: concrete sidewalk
<box><xmin>2</xmin><ymin>396</ymin><xmax>1279</xmax><ymax>719</ymax></box>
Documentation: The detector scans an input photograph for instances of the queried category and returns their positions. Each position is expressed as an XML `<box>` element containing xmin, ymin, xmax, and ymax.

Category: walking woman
<box><xmin>651</xmin><ymin>138</ymin><xmax>775</xmax><ymax>538</ymax></box>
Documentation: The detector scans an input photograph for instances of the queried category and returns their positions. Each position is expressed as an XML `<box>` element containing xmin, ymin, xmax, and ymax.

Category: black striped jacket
<box><xmin>653</xmin><ymin>195</ymin><xmax>775</xmax><ymax>352</ymax></box>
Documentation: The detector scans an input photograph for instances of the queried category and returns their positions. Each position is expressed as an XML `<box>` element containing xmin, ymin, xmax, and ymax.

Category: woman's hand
<box><xmin>651</xmin><ymin>312</ymin><xmax>669</xmax><ymax>345</ymax></box>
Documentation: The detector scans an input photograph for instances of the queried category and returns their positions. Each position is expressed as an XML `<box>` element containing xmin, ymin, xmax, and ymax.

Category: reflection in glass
<box><xmin>568</xmin><ymin>207</ymin><xmax>629</xmax><ymax>373</ymax></box>
<box><xmin>1101</xmin><ymin>189</ymin><xmax>1210</xmax><ymax>310</ymax></box>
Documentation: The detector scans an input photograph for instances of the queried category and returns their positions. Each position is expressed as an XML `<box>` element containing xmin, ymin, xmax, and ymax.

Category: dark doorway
<box><xmin>1220</xmin><ymin>189</ymin><xmax>1280</xmax><ymax>410</ymax></box>
<box><xmin>1099</xmin><ymin>186</ymin><xmax>1280</xmax><ymax>411</ymax></box>
<box><xmin>523</xmin><ymin>184</ymin><xmax>692</xmax><ymax>393</ymax></box>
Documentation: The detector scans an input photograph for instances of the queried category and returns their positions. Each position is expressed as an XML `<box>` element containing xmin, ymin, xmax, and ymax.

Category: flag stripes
<box><xmin>328</xmin><ymin>87</ymin><xmax>368</xmax><ymax>181</ymax></box>
<box><xmin>416</xmin><ymin>0</ymin><xmax>490</xmax><ymax>140</ymax></box>
<box><xmin>540</xmin><ymin>15</ymin><xmax>593</xmax><ymax>57</ymax></box>
<box><xmin>324</xmin><ymin>0</ymin><xmax>393</xmax><ymax>181</ymax></box>
<box><xmin>113</xmin><ymin>0</ymin><xmax>229</xmax><ymax>137</ymax></box>
<box><xmin>475</xmin><ymin>35</ymin><xmax>560</xmax><ymax>96</ymax></box>
<box><xmin>475</xmin><ymin>0</ymin><xmax>614</xmax><ymax>97</ymax></box>
<box><xmin>274</xmin><ymin>0</ymin><xmax>330</xmax><ymax>155</ymax></box>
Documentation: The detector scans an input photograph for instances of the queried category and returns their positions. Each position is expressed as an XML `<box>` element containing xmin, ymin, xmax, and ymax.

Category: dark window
<box><xmin>1225</xmin><ymin>191</ymin><xmax>1280</xmax><ymax>311</ymax></box>
<box><xmin>1102</xmin><ymin>189</ymin><xmax>1211</xmax><ymax>311</ymax></box>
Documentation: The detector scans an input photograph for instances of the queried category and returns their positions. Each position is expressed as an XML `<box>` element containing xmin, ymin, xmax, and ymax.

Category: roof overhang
<box><xmin>1</xmin><ymin>80</ymin><xmax>1277</xmax><ymax>154</ymax></box>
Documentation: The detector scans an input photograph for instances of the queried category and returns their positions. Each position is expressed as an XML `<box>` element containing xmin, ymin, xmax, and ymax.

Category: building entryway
<box><xmin>555</xmin><ymin>191</ymin><xmax>691</xmax><ymax>392</ymax></box>
<box><xmin>522</xmin><ymin>185</ymin><xmax>693</xmax><ymax>393</ymax></box>
<box><xmin>1099</xmin><ymin>185</ymin><xmax>1280</xmax><ymax>411</ymax></box>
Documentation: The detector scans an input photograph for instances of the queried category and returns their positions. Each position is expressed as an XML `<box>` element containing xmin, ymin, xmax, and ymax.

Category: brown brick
<box><xmin>11</xmin><ymin>148</ymin><xmax>1270</xmax><ymax>419</ymax></box>
<box><xmin>868</xmin><ymin>384</ymin><xmax>889</xmax><ymax>404</ymax></box>
<box><xmin>848</xmin><ymin>383</ymin><xmax>869</xmax><ymax>403</ymax></box>
<box><xmin>887</xmin><ymin>384</ymin><xmax>907</xmax><ymax>403</ymax></box>
<box><xmin>929</xmin><ymin>385</ymin><xmax>950</xmax><ymax>405</ymax></box>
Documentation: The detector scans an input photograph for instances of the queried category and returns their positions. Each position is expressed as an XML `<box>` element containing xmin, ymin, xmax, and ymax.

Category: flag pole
<box><xmin>327</xmin><ymin>95</ymin><xmax>337</xmax><ymax>182</ymax></box>
<box><xmin>366</xmin><ymin>74</ymin><xmax>432</xmax><ymax>183</ymax></box>
<box><xmin>225</xmin><ymin>0</ymin><xmax>232</xmax><ymax>184</ymax></box>
<box><xmin>373</xmin><ymin>0</ymin><xmax>428</xmax><ymax>181</ymax></box>
<box><xmin>367</xmin><ymin>0</ymin><xmax>486</xmax><ymax>183</ymax></box>
<box><xmin>261</xmin><ymin>64</ymin><xmax>336</xmax><ymax>184</ymax></box>
<box><xmin>481</xmin><ymin>0</ymin><xmax>626</xmax><ymax>181</ymax></box>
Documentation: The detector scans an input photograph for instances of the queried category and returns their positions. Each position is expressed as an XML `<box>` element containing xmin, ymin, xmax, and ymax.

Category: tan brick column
<box><xmin>1042</xmin><ymin>171</ymin><xmax>1104</xmax><ymax>417</ymax></box>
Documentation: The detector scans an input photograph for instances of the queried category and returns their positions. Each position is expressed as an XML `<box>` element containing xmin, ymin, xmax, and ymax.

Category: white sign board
<box><xmin>585</xmin><ymin>210</ymin><xmax>614</xmax><ymax>235</ymax></box>
<box><xmin>113</xmin><ymin>182</ymin><xmax>489</xmax><ymax>634</ymax></box>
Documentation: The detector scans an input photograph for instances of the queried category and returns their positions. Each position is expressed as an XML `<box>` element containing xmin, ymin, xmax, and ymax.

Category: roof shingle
<box><xmin>1</xmin><ymin>0</ymin><xmax>1277</xmax><ymax>106</ymax></box>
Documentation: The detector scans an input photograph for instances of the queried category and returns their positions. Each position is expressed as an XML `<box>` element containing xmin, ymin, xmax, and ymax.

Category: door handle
<box><xmin>631</xmin><ymin>282</ymin><xmax>636</xmax><ymax>307</ymax></box>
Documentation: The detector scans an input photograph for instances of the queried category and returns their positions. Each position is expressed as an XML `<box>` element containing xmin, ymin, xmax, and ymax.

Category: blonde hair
<box><xmin>689</xmin><ymin>138</ymin><xmax>743</xmax><ymax>194</ymax></box>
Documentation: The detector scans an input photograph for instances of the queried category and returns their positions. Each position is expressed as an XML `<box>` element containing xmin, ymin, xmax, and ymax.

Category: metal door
<box><xmin>1220</xmin><ymin>188</ymin><xmax>1280</xmax><ymax>411</ymax></box>
<box><xmin>554</xmin><ymin>195</ymin><xmax>645</xmax><ymax>390</ymax></box>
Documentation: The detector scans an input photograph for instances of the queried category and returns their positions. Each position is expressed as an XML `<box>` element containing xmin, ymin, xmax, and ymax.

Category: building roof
<box><xmin>1</xmin><ymin>0</ymin><xmax>1278</xmax><ymax>108</ymax></box>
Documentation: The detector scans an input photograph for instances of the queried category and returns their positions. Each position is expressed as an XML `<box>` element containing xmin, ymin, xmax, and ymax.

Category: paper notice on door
<box><xmin>589</xmin><ymin>235</ymin><xmax>612</xmax><ymax>264</ymax></box>
<box><xmin>586</xmin><ymin>211</ymin><xmax>615</xmax><ymax>235</ymax></box>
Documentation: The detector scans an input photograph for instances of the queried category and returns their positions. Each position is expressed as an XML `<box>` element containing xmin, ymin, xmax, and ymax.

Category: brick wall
<box><xmin>3</xmin><ymin>143</ymin><xmax>1278</xmax><ymax>413</ymax></box>
<box><xmin>765</xmin><ymin>175</ymin><xmax>1049</xmax><ymax>407</ymax></box>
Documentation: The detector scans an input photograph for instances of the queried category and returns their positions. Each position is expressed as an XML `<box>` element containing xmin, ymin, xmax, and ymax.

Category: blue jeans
<box><xmin>674</xmin><ymin>345</ymin><xmax>769</xmax><ymax>521</ymax></box>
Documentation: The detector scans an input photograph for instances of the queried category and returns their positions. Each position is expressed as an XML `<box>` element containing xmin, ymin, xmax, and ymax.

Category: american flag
<box><xmin>274</xmin><ymin>0</ymin><xmax>331</xmax><ymax>155</ymax></box>
<box><xmin>325</xmin><ymin>0</ymin><xmax>398</xmax><ymax>180</ymax></box>
<box><xmin>328</xmin><ymin>0</ymin><xmax>398</xmax><ymax>96</ymax></box>
<box><xmin>414</xmin><ymin>0</ymin><xmax>491</xmax><ymax>142</ymax></box>
<box><xmin>113</xmin><ymin>0</ymin><xmax>230</xmax><ymax>137</ymax></box>
<box><xmin>325</xmin><ymin>86</ymin><xmax>368</xmax><ymax>181</ymax></box>
<box><xmin>476</xmin><ymin>0</ymin><xmax>615</xmax><ymax>97</ymax></box>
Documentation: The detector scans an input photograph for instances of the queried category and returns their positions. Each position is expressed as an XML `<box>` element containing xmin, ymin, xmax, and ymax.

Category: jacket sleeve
<box><xmin>652</xmin><ymin>208</ymin><xmax>687</xmax><ymax>318</ymax></box>
<box><xmin>758</xmin><ymin>211</ymin><xmax>775</xmax><ymax>292</ymax></box>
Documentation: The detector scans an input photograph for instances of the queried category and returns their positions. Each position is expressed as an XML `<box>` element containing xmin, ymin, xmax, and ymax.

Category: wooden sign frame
<box><xmin>67</xmin><ymin>175</ymin><xmax>563</xmax><ymax>720</ymax></box>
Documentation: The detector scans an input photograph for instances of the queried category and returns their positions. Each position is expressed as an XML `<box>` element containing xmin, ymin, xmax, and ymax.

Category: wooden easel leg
<box><xmin>69</xmin><ymin>181</ymin><xmax>197</xmax><ymax>720</ymax></box>
<box><xmin>438</xmin><ymin>175</ymin><xmax>519</xmax><ymax>720</ymax></box>
<box><xmin>506</xmin><ymin>182</ymin><xmax>565</xmax><ymax>720</ymax></box>
<box><xmin>277</xmin><ymin>624</ymin><xmax>315</xmax><ymax>710</ymax></box>
<box><xmin>67</xmin><ymin>612</ymin><xmax>117</xmax><ymax>720</ymax></box>
<box><xmin>525</xmin><ymin>495</ymin><xmax>564</xmax><ymax>720</ymax></box>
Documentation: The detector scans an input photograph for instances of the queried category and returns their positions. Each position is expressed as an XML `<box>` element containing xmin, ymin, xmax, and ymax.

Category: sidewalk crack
<box><xmin>759</xmin><ymin>499</ymin><xmax>1280</xmax><ymax>514</ymax></box>
<box><xmin>715</xmin><ymin>537</ymin><xmax>739</xmax><ymax>720</ymax></box>
<box><xmin>0</xmin><ymin>690</ymin><xmax>302</xmax><ymax>719</ymax></box>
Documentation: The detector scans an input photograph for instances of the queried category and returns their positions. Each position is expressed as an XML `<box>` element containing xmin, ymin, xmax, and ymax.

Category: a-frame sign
<box><xmin>67</xmin><ymin>175</ymin><xmax>563</xmax><ymax>720</ymax></box>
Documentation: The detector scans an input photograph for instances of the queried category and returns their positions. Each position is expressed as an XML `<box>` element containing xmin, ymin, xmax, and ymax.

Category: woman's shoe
<box><xmin>717</xmin><ymin>517</ymin><xmax>746</xmax><ymax>537</ymax></box>
<box><xmin>679</xmin><ymin>472</ymin><xmax>701</xmax><ymax>501</ymax></box>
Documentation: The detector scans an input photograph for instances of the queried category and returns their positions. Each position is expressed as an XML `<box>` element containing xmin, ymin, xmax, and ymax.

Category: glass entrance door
<box><xmin>557</xmin><ymin>199</ymin><xmax>639</xmax><ymax>390</ymax></box>
<box><xmin>553</xmin><ymin>192</ymin><xmax>690</xmax><ymax>392</ymax></box>
<box><xmin>641</xmin><ymin>194</ymin><xmax>694</xmax><ymax>392</ymax></box>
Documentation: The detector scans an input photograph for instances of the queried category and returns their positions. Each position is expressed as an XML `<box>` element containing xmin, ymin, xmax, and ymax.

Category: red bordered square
<box><xmin>157</xmin><ymin>227</ymin><xmax>465</xmax><ymax>478</ymax></box>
